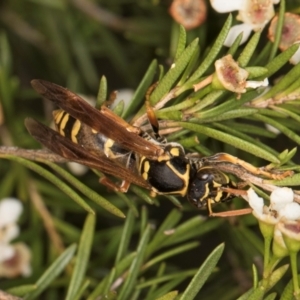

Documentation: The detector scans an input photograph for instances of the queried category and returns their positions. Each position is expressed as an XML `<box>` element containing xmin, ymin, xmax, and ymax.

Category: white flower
<box><xmin>0</xmin><ymin>244</ymin><xmax>15</xmax><ymax>263</ymax></box>
<box><xmin>0</xmin><ymin>243</ymin><xmax>31</xmax><ymax>278</ymax></box>
<box><xmin>0</xmin><ymin>199</ymin><xmax>31</xmax><ymax>278</ymax></box>
<box><xmin>0</xmin><ymin>198</ymin><xmax>23</xmax><ymax>227</ymax></box>
<box><xmin>0</xmin><ymin>198</ymin><xmax>22</xmax><ymax>268</ymax></box>
<box><xmin>270</xmin><ymin>187</ymin><xmax>294</xmax><ymax>213</ymax></box>
<box><xmin>248</xmin><ymin>187</ymin><xmax>300</xmax><ymax>252</ymax></box>
<box><xmin>214</xmin><ymin>54</ymin><xmax>249</xmax><ymax>93</ymax></box>
<box><xmin>247</xmin><ymin>188</ymin><xmax>277</xmax><ymax>224</ymax></box>
<box><xmin>248</xmin><ymin>188</ymin><xmax>264</xmax><ymax>217</ymax></box>
<box><xmin>212</xmin><ymin>55</ymin><xmax>269</xmax><ymax>94</ymax></box>
<box><xmin>211</xmin><ymin>0</ymin><xmax>280</xmax><ymax>46</ymax></box>
<box><xmin>0</xmin><ymin>198</ymin><xmax>23</xmax><ymax>243</ymax></box>
<box><xmin>277</xmin><ymin>219</ymin><xmax>300</xmax><ymax>244</ymax></box>
<box><xmin>268</xmin><ymin>13</ymin><xmax>300</xmax><ymax>64</ymax></box>
<box><xmin>247</xmin><ymin>187</ymin><xmax>296</xmax><ymax>222</ymax></box>
<box><xmin>279</xmin><ymin>202</ymin><xmax>300</xmax><ymax>221</ymax></box>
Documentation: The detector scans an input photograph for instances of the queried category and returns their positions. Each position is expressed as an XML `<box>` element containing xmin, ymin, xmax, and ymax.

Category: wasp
<box><xmin>25</xmin><ymin>80</ymin><xmax>292</xmax><ymax>216</ymax></box>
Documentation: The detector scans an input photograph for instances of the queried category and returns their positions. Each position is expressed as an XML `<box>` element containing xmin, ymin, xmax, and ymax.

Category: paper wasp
<box><xmin>25</xmin><ymin>80</ymin><xmax>292</xmax><ymax>216</ymax></box>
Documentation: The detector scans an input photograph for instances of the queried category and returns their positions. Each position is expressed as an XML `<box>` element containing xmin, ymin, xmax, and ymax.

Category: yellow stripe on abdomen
<box><xmin>71</xmin><ymin>119</ymin><xmax>81</xmax><ymax>143</ymax></box>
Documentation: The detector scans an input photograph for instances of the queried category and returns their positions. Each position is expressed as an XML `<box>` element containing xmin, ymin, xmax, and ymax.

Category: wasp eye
<box><xmin>199</xmin><ymin>173</ymin><xmax>210</xmax><ymax>180</ymax></box>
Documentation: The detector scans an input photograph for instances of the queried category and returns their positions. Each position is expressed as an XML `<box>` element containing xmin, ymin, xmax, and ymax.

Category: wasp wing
<box><xmin>31</xmin><ymin>80</ymin><xmax>162</xmax><ymax>159</ymax></box>
<box><xmin>25</xmin><ymin>118</ymin><xmax>151</xmax><ymax>189</ymax></box>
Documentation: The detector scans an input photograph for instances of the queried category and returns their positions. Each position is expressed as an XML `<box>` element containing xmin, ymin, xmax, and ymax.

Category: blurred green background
<box><xmin>0</xmin><ymin>1</ymin><xmax>298</xmax><ymax>299</ymax></box>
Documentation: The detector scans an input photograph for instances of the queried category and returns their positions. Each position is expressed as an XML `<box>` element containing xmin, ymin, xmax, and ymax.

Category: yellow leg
<box><xmin>207</xmin><ymin>188</ymin><xmax>252</xmax><ymax>217</ymax></box>
<box><xmin>207</xmin><ymin>199</ymin><xmax>213</xmax><ymax>216</ymax></box>
<box><xmin>220</xmin><ymin>187</ymin><xmax>247</xmax><ymax>196</ymax></box>
<box><xmin>210</xmin><ymin>208</ymin><xmax>253</xmax><ymax>217</ymax></box>
<box><xmin>206</xmin><ymin>153</ymin><xmax>293</xmax><ymax>180</ymax></box>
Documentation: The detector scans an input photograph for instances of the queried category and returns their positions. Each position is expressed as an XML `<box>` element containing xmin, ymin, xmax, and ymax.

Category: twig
<box><xmin>28</xmin><ymin>181</ymin><xmax>65</xmax><ymax>254</ymax></box>
<box><xmin>0</xmin><ymin>147</ymin><xmax>68</xmax><ymax>163</ymax></box>
<box><xmin>213</xmin><ymin>162</ymin><xmax>300</xmax><ymax>203</ymax></box>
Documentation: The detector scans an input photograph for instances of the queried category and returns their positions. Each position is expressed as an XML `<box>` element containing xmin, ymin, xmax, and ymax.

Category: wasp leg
<box><xmin>145</xmin><ymin>83</ymin><xmax>160</xmax><ymax>136</ymax></box>
<box><xmin>99</xmin><ymin>151</ymin><xmax>137</xmax><ymax>193</ymax></box>
<box><xmin>99</xmin><ymin>177</ymin><xmax>131</xmax><ymax>193</ymax></box>
<box><xmin>207</xmin><ymin>153</ymin><xmax>293</xmax><ymax>180</ymax></box>
<box><xmin>210</xmin><ymin>208</ymin><xmax>253</xmax><ymax>217</ymax></box>
<box><xmin>220</xmin><ymin>187</ymin><xmax>247</xmax><ymax>196</ymax></box>
<box><xmin>208</xmin><ymin>188</ymin><xmax>252</xmax><ymax>217</ymax></box>
<box><xmin>207</xmin><ymin>199</ymin><xmax>214</xmax><ymax>216</ymax></box>
<box><xmin>235</xmin><ymin>182</ymin><xmax>249</xmax><ymax>189</ymax></box>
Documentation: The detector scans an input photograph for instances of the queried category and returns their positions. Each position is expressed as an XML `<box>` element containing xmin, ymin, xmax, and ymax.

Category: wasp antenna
<box><xmin>145</xmin><ymin>82</ymin><xmax>160</xmax><ymax>136</ymax></box>
<box><xmin>145</xmin><ymin>100</ymin><xmax>159</xmax><ymax>135</ymax></box>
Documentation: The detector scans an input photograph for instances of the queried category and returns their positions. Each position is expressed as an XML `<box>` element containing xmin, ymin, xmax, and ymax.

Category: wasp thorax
<box><xmin>139</xmin><ymin>143</ymin><xmax>190</xmax><ymax>196</ymax></box>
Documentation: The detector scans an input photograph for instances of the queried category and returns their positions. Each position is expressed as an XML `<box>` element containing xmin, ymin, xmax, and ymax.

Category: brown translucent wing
<box><xmin>31</xmin><ymin>79</ymin><xmax>162</xmax><ymax>159</ymax></box>
<box><xmin>25</xmin><ymin>118</ymin><xmax>151</xmax><ymax>189</ymax></box>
